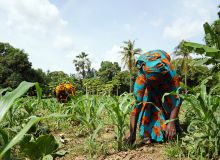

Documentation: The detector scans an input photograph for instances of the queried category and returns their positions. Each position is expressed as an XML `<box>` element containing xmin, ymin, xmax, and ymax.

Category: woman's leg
<box><xmin>126</xmin><ymin>112</ymin><xmax>139</xmax><ymax>144</ymax></box>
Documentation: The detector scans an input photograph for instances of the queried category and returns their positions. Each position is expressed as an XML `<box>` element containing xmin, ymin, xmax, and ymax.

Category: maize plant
<box><xmin>84</xmin><ymin>123</ymin><xmax>103</xmax><ymax>159</ymax></box>
<box><xmin>180</xmin><ymin>83</ymin><xmax>220</xmax><ymax>159</ymax></box>
<box><xmin>106</xmin><ymin>93</ymin><xmax>134</xmax><ymax>151</ymax></box>
<box><xmin>69</xmin><ymin>95</ymin><xmax>105</xmax><ymax>134</ymax></box>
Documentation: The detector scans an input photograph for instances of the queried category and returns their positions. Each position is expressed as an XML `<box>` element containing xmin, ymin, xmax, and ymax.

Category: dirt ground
<box><xmin>98</xmin><ymin>143</ymin><xmax>166</xmax><ymax>160</ymax></box>
<box><xmin>58</xmin><ymin>144</ymin><xmax>167</xmax><ymax>160</ymax></box>
<box><xmin>54</xmin><ymin>129</ymin><xmax>169</xmax><ymax>160</ymax></box>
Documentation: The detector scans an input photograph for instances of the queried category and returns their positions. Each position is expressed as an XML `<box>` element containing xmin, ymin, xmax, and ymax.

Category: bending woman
<box><xmin>126</xmin><ymin>50</ymin><xmax>182</xmax><ymax>144</ymax></box>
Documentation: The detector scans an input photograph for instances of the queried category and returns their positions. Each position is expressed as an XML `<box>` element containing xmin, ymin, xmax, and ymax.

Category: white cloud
<box><xmin>0</xmin><ymin>0</ymin><xmax>67</xmax><ymax>33</ymax></box>
<box><xmin>107</xmin><ymin>45</ymin><xmax>121</xmax><ymax>54</ymax></box>
<box><xmin>65</xmin><ymin>46</ymin><xmax>90</xmax><ymax>59</ymax></box>
<box><xmin>163</xmin><ymin>17</ymin><xmax>203</xmax><ymax>40</ymax></box>
<box><xmin>183</xmin><ymin>0</ymin><xmax>214</xmax><ymax>20</ymax></box>
<box><xmin>105</xmin><ymin>45</ymin><xmax>122</xmax><ymax>62</ymax></box>
<box><xmin>0</xmin><ymin>0</ymin><xmax>75</xmax><ymax>74</ymax></box>
<box><xmin>90</xmin><ymin>44</ymin><xmax>122</xmax><ymax>70</ymax></box>
<box><xmin>53</xmin><ymin>35</ymin><xmax>74</xmax><ymax>51</ymax></box>
<box><xmin>163</xmin><ymin>0</ymin><xmax>216</xmax><ymax>40</ymax></box>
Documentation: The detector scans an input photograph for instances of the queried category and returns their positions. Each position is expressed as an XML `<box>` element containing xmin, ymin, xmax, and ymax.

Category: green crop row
<box><xmin>0</xmin><ymin>79</ymin><xmax>219</xmax><ymax>159</ymax></box>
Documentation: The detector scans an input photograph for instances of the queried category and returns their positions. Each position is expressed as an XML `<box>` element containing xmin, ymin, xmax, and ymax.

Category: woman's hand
<box><xmin>165</xmin><ymin>106</ymin><xmax>180</xmax><ymax>140</ymax></box>
<box><xmin>165</xmin><ymin>121</ymin><xmax>176</xmax><ymax>140</ymax></box>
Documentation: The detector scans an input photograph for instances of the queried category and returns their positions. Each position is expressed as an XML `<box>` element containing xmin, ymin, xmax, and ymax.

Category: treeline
<box><xmin>0</xmin><ymin>42</ymin><xmax>133</xmax><ymax>96</ymax></box>
<box><xmin>0</xmin><ymin>41</ymin><xmax>216</xmax><ymax>97</ymax></box>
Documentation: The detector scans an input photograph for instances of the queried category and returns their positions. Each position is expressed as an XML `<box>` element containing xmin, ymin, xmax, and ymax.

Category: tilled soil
<box><xmin>55</xmin><ymin>132</ymin><xmax>167</xmax><ymax>160</ymax></box>
<box><xmin>54</xmin><ymin>125</ymin><xmax>169</xmax><ymax>160</ymax></box>
<box><xmin>98</xmin><ymin>144</ymin><xmax>166</xmax><ymax>160</ymax></box>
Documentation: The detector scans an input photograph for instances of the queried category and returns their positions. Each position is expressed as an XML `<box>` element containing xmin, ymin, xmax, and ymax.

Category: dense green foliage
<box><xmin>0</xmin><ymin>43</ymin><xmax>46</xmax><ymax>88</ymax></box>
<box><xmin>173</xmin><ymin>58</ymin><xmax>210</xmax><ymax>88</ymax></box>
<box><xmin>1</xmin><ymin>39</ymin><xmax>217</xmax><ymax>97</ymax></box>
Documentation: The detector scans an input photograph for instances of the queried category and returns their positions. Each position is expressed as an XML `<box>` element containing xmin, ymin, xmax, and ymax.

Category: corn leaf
<box><xmin>0</xmin><ymin>81</ymin><xmax>36</xmax><ymax>123</ymax></box>
<box><xmin>35</xmin><ymin>82</ymin><xmax>42</xmax><ymax>101</ymax></box>
<box><xmin>0</xmin><ymin>129</ymin><xmax>10</xmax><ymax>160</ymax></box>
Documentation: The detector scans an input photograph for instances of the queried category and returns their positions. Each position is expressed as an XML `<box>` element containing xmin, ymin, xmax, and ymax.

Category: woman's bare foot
<box><xmin>140</xmin><ymin>137</ymin><xmax>151</xmax><ymax>145</ymax></box>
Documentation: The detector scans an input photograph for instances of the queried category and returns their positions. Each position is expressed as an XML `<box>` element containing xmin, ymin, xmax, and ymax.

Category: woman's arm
<box><xmin>165</xmin><ymin>106</ymin><xmax>180</xmax><ymax>139</ymax></box>
<box><xmin>165</xmin><ymin>70</ymin><xmax>182</xmax><ymax>140</ymax></box>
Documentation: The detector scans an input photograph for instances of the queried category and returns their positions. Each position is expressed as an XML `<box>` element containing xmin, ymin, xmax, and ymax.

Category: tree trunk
<box><xmin>82</xmin><ymin>61</ymin><xmax>85</xmax><ymax>79</ymax></box>
<box><xmin>184</xmin><ymin>68</ymin><xmax>187</xmax><ymax>94</ymax></box>
<box><xmin>184</xmin><ymin>56</ymin><xmax>188</xmax><ymax>94</ymax></box>
<box><xmin>130</xmin><ymin>73</ymin><xmax>132</xmax><ymax>93</ymax></box>
<box><xmin>185</xmin><ymin>73</ymin><xmax>187</xmax><ymax>93</ymax></box>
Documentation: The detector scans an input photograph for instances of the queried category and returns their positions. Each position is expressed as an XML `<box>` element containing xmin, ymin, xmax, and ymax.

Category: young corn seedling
<box><xmin>106</xmin><ymin>93</ymin><xmax>134</xmax><ymax>151</ymax></box>
<box><xmin>72</xmin><ymin>95</ymin><xmax>105</xmax><ymax>134</ymax></box>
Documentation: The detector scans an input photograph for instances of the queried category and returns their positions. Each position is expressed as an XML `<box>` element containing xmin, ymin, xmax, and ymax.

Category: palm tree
<box><xmin>174</xmin><ymin>40</ymin><xmax>191</xmax><ymax>93</ymax></box>
<box><xmin>73</xmin><ymin>52</ymin><xmax>91</xmax><ymax>79</ymax></box>
<box><xmin>120</xmin><ymin>40</ymin><xmax>142</xmax><ymax>92</ymax></box>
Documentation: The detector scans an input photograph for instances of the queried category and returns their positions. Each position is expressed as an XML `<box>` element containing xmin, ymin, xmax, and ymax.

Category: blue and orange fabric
<box><xmin>131</xmin><ymin>49</ymin><xmax>181</xmax><ymax>142</ymax></box>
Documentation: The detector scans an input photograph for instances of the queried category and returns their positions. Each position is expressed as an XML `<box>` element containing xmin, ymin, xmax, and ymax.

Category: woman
<box><xmin>126</xmin><ymin>49</ymin><xmax>182</xmax><ymax>144</ymax></box>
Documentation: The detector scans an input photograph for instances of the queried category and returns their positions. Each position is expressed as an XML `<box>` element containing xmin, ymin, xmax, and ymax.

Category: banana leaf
<box><xmin>203</xmin><ymin>22</ymin><xmax>220</xmax><ymax>49</ymax></box>
<box><xmin>182</xmin><ymin>41</ymin><xmax>220</xmax><ymax>60</ymax></box>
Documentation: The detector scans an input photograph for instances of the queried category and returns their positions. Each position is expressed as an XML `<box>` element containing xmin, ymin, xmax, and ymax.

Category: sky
<box><xmin>0</xmin><ymin>0</ymin><xmax>219</xmax><ymax>74</ymax></box>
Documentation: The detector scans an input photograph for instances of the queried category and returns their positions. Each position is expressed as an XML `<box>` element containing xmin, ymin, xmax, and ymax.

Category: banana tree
<box><xmin>182</xmin><ymin>22</ymin><xmax>220</xmax><ymax>65</ymax></box>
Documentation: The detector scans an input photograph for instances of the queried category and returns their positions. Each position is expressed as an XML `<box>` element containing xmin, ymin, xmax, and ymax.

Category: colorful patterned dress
<box><xmin>131</xmin><ymin>50</ymin><xmax>182</xmax><ymax>142</ymax></box>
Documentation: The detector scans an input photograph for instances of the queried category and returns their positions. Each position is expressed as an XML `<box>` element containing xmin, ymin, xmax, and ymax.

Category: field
<box><xmin>1</xmin><ymin>1</ymin><xmax>220</xmax><ymax>160</ymax></box>
<box><xmin>0</xmin><ymin>80</ymin><xmax>219</xmax><ymax>160</ymax></box>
